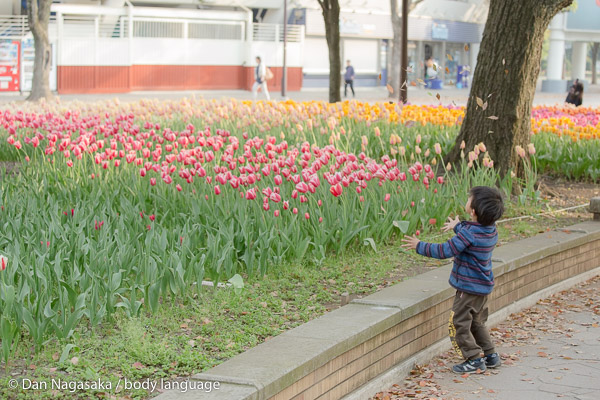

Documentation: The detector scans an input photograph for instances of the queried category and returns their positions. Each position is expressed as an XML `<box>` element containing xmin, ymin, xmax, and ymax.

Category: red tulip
<box><xmin>149</xmin><ymin>214</ymin><xmax>155</xmax><ymax>221</ymax></box>
<box><xmin>292</xmin><ymin>207</ymin><xmax>298</xmax><ymax>214</ymax></box>
<box><xmin>429</xmin><ymin>218</ymin><xmax>437</xmax><ymax>225</ymax></box>
<box><xmin>305</xmin><ymin>212</ymin><xmax>310</xmax><ymax>220</ymax></box>
<box><xmin>150</xmin><ymin>178</ymin><xmax>156</xmax><ymax>186</ymax></box>
<box><xmin>176</xmin><ymin>184</ymin><xmax>182</xmax><ymax>192</ymax></box>
<box><xmin>330</xmin><ymin>184</ymin><xmax>343</xmax><ymax>197</ymax></box>
<box><xmin>214</xmin><ymin>186</ymin><xmax>221</xmax><ymax>195</ymax></box>
<box><xmin>270</xmin><ymin>193</ymin><xmax>281</xmax><ymax>203</ymax></box>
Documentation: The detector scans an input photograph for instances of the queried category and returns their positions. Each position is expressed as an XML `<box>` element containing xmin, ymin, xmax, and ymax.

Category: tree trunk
<box><xmin>592</xmin><ymin>42</ymin><xmax>599</xmax><ymax>85</ymax></box>
<box><xmin>318</xmin><ymin>0</ymin><xmax>341</xmax><ymax>103</ymax></box>
<box><xmin>26</xmin><ymin>0</ymin><xmax>53</xmax><ymax>102</ymax></box>
<box><xmin>388</xmin><ymin>0</ymin><xmax>422</xmax><ymax>98</ymax></box>
<box><xmin>389</xmin><ymin>0</ymin><xmax>401</xmax><ymax>98</ymax></box>
<box><xmin>446</xmin><ymin>0</ymin><xmax>572</xmax><ymax>178</ymax></box>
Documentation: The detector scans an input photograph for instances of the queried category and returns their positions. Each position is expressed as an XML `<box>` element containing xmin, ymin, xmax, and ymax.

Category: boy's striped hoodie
<box><xmin>415</xmin><ymin>221</ymin><xmax>498</xmax><ymax>295</ymax></box>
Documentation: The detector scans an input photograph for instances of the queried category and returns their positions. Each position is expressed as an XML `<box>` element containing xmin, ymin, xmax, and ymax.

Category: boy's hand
<box><xmin>442</xmin><ymin>215</ymin><xmax>461</xmax><ymax>233</ymax></box>
<box><xmin>401</xmin><ymin>235</ymin><xmax>420</xmax><ymax>250</ymax></box>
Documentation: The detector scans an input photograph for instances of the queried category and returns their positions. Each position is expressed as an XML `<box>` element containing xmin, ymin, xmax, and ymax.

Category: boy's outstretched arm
<box><xmin>401</xmin><ymin>229</ymin><xmax>473</xmax><ymax>259</ymax></box>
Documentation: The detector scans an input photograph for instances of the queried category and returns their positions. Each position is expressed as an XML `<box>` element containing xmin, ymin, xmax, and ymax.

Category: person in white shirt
<box><xmin>252</xmin><ymin>56</ymin><xmax>271</xmax><ymax>101</ymax></box>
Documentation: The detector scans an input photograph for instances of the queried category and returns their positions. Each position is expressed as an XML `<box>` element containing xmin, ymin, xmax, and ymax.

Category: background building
<box><xmin>0</xmin><ymin>0</ymin><xmax>597</xmax><ymax>95</ymax></box>
<box><xmin>543</xmin><ymin>1</ymin><xmax>600</xmax><ymax>92</ymax></box>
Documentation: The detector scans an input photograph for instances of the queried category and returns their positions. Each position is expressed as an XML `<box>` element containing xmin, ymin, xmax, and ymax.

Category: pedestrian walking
<box><xmin>402</xmin><ymin>186</ymin><xmax>505</xmax><ymax>374</ymax></box>
<box><xmin>344</xmin><ymin>60</ymin><xmax>355</xmax><ymax>97</ymax></box>
<box><xmin>252</xmin><ymin>56</ymin><xmax>271</xmax><ymax>101</ymax></box>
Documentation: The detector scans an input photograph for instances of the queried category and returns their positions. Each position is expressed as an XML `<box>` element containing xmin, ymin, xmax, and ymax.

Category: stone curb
<box><xmin>153</xmin><ymin>220</ymin><xmax>600</xmax><ymax>400</ymax></box>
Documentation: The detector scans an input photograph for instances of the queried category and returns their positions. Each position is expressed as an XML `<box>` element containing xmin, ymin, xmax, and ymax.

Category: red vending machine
<box><xmin>0</xmin><ymin>40</ymin><xmax>21</xmax><ymax>92</ymax></box>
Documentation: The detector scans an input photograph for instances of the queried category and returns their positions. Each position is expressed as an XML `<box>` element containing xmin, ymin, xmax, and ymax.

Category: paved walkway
<box><xmin>372</xmin><ymin>275</ymin><xmax>600</xmax><ymax>400</ymax></box>
<box><xmin>1</xmin><ymin>85</ymin><xmax>600</xmax><ymax>107</ymax></box>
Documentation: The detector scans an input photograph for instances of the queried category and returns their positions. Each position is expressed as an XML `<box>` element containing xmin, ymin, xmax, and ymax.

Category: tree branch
<box><xmin>39</xmin><ymin>0</ymin><xmax>52</xmax><ymax>25</ymax></box>
<box><xmin>26</xmin><ymin>0</ymin><xmax>39</xmax><ymax>35</ymax></box>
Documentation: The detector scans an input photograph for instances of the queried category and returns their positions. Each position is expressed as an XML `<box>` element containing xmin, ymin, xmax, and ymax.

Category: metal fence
<box><xmin>0</xmin><ymin>15</ymin><xmax>300</xmax><ymax>43</ymax></box>
<box><xmin>252</xmin><ymin>23</ymin><xmax>304</xmax><ymax>42</ymax></box>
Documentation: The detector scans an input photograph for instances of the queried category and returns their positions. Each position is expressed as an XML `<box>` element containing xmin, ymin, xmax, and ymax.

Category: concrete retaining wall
<box><xmin>155</xmin><ymin>220</ymin><xmax>600</xmax><ymax>400</ymax></box>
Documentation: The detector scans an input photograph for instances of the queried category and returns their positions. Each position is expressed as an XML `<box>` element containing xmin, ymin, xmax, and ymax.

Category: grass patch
<box><xmin>0</xmin><ymin>203</ymin><xmax>590</xmax><ymax>399</ymax></box>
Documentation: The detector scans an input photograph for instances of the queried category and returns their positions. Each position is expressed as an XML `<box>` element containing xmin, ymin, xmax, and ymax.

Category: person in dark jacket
<box><xmin>344</xmin><ymin>60</ymin><xmax>355</xmax><ymax>97</ymax></box>
<box><xmin>565</xmin><ymin>79</ymin><xmax>583</xmax><ymax>107</ymax></box>
<box><xmin>402</xmin><ymin>186</ymin><xmax>505</xmax><ymax>375</ymax></box>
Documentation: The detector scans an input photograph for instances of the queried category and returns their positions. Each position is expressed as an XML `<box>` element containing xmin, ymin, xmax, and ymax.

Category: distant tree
<box><xmin>388</xmin><ymin>0</ymin><xmax>422</xmax><ymax>98</ymax></box>
<box><xmin>446</xmin><ymin>0</ymin><xmax>573</xmax><ymax>177</ymax></box>
<box><xmin>317</xmin><ymin>0</ymin><xmax>341</xmax><ymax>103</ymax></box>
<box><xmin>26</xmin><ymin>0</ymin><xmax>54</xmax><ymax>101</ymax></box>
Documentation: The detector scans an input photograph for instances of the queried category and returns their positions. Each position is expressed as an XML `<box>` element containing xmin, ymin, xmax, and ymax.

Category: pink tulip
<box><xmin>150</xmin><ymin>178</ymin><xmax>156</xmax><ymax>186</ymax></box>
<box><xmin>214</xmin><ymin>186</ymin><xmax>221</xmax><ymax>195</ymax></box>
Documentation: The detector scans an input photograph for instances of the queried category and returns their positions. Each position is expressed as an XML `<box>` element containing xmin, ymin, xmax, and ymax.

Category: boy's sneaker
<box><xmin>484</xmin><ymin>352</ymin><xmax>502</xmax><ymax>368</ymax></box>
<box><xmin>452</xmin><ymin>357</ymin><xmax>486</xmax><ymax>374</ymax></box>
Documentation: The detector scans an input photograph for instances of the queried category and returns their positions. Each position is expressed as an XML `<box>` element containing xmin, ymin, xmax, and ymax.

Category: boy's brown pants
<box><xmin>448</xmin><ymin>290</ymin><xmax>495</xmax><ymax>360</ymax></box>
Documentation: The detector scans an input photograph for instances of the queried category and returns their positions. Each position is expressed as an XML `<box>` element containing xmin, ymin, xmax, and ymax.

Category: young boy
<box><xmin>401</xmin><ymin>186</ymin><xmax>505</xmax><ymax>374</ymax></box>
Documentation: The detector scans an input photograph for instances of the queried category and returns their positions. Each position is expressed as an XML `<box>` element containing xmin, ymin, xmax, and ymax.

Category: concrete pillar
<box><xmin>416</xmin><ymin>40</ymin><xmax>424</xmax><ymax>81</ymax></box>
<box><xmin>571</xmin><ymin>42</ymin><xmax>587</xmax><ymax>81</ymax></box>
<box><xmin>469</xmin><ymin>42</ymin><xmax>479</xmax><ymax>78</ymax></box>
<box><xmin>542</xmin><ymin>13</ymin><xmax>567</xmax><ymax>93</ymax></box>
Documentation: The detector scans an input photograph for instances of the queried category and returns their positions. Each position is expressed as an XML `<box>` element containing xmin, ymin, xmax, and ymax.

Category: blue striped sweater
<box><xmin>416</xmin><ymin>221</ymin><xmax>498</xmax><ymax>295</ymax></box>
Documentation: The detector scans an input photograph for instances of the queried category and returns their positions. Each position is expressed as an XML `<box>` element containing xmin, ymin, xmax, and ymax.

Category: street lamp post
<box><xmin>282</xmin><ymin>0</ymin><xmax>288</xmax><ymax>98</ymax></box>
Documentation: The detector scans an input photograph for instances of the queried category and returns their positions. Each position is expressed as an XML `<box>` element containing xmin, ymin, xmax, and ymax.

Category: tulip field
<box><xmin>0</xmin><ymin>98</ymin><xmax>598</xmax><ymax>373</ymax></box>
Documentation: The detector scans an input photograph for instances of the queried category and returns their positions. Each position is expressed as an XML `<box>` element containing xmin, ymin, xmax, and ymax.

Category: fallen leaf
<box><xmin>465</xmin><ymin>44</ymin><xmax>470</xmax><ymax>51</ymax></box>
<box><xmin>132</xmin><ymin>362</ymin><xmax>145</xmax><ymax>369</ymax></box>
<box><xmin>482</xmin><ymin>101</ymin><xmax>488</xmax><ymax>111</ymax></box>
<box><xmin>70</xmin><ymin>357</ymin><xmax>79</xmax><ymax>366</ymax></box>
<box><xmin>445</xmin><ymin>67</ymin><xmax>450</xmax><ymax>73</ymax></box>
<box><xmin>538</xmin><ymin>352</ymin><xmax>548</xmax><ymax>357</ymax></box>
<box><xmin>502</xmin><ymin>58</ymin><xmax>505</xmax><ymax>65</ymax></box>
<box><xmin>461</xmin><ymin>373</ymin><xmax>469</xmax><ymax>378</ymax></box>
<box><xmin>487</xmin><ymin>116</ymin><xmax>499</xmax><ymax>120</ymax></box>
<box><xmin>447</xmin><ymin>54</ymin><xmax>453</xmax><ymax>61</ymax></box>
<box><xmin>436</xmin><ymin>93</ymin><xmax>441</xmax><ymax>101</ymax></box>
<box><xmin>187</xmin><ymin>340</ymin><xmax>196</xmax><ymax>347</ymax></box>
<box><xmin>52</xmin><ymin>352</ymin><xmax>59</xmax><ymax>361</ymax></box>
<box><xmin>378</xmin><ymin>73</ymin><xmax>382</xmax><ymax>81</ymax></box>
<box><xmin>476</xmin><ymin>97</ymin><xmax>484</xmax><ymax>108</ymax></box>
<box><xmin>387</xmin><ymin>84</ymin><xmax>394</xmax><ymax>94</ymax></box>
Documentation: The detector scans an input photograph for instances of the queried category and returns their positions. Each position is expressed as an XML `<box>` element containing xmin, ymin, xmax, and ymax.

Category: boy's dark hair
<box><xmin>469</xmin><ymin>186</ymin><xmax>504</xmax><ymax>226</ymax></box>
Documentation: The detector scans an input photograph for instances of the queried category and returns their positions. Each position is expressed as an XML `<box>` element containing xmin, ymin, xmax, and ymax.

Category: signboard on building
<box><xmin>0</xmin><ymin>40</ymin><xmax>20</xmax><ymax>92</ymax></box>
<box><xmin>431</xmin><ymin>22</ymin><xmax>449</xmax><ymax>40</ymax></box>
<box><xmin>21</xmin><ymin>37</ymin><xmax>34</xmax><ymax>92</ymax></box>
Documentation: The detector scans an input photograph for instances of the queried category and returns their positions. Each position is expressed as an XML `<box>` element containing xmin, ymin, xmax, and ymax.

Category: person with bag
<box><xmin>252</xmin><ymin>56</ymin><xmax>271</xmax><ymax>101</ymax></box>
<box><xmin>565</xmin><ymin>79</ymin><xmax>583</xmax><ymax>107</ymax></box>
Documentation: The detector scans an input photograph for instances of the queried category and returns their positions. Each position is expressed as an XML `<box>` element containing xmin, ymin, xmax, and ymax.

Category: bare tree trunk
<box><xmin>26</xmin><ymin>0</ymin><xmax>53</xmax><ymax>102</ymax></box>
<box><xmin>318</xmin><ymin>0</ymin><xmax>341</xmax><ymax>103</ymax></box>
<box><xmin>592</xmin><ymin>42</ymin><xmax>599</xmax><ymax>85</ymax></box>
<box><xmin>388</xmin><ymin>0</ymin><xmax>422</xmax><ymax>98</ymax></box>
<box><xmin>446</xmin><ymin>0</ymin><xmax>572</xmax><ymax>178</ymax></box>
<box><xmin>389</xmin><ymin>0</ymin><xmax>401</xmax><ymax>98</ymax></box>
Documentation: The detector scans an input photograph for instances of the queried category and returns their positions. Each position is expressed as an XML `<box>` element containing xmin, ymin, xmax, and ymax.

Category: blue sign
<box><xmin>432</xmin><ymin>22</ymin><xmax>449</xmax><ymax>40</ymax></box>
